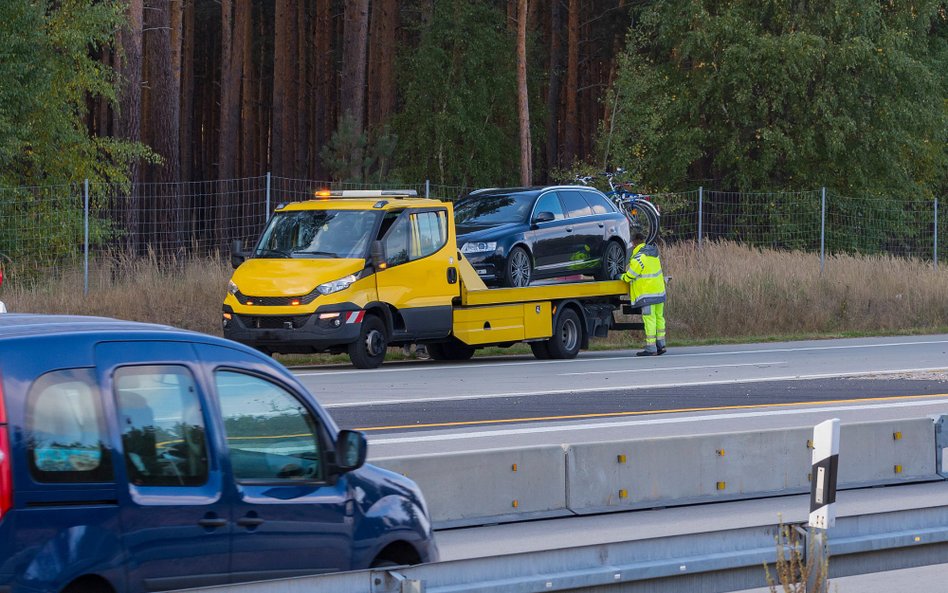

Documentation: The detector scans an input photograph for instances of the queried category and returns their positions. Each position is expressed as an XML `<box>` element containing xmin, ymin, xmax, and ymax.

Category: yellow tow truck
<box><xmin>222</xmin><ymin>190</ymin><xmax>635</xmax><ymax>368</ymax></box>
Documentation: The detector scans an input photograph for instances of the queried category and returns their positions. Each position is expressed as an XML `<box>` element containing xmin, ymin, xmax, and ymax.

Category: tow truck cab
<box><xmin>223</xmin><ymin>190</ymin><xmax>633</xmax><ymax>368</ymax></box>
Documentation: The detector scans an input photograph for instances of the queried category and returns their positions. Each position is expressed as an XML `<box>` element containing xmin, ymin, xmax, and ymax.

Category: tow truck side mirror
<box><xmin>231</xmin><ymin>240</ymin><xmax>246</xmax><ymax>269</ymax></box>
<box><xmin>371</xmin><ymin>240</ymin><xmax>386</xmax><ymax>270</ymax></box>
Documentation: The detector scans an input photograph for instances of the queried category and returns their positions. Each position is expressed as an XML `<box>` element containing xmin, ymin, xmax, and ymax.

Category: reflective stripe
<box><xmin>638</xmin><ymin>271</ymin><xmax>663</xmax><ymax>279</ymax></box>
<box><xmin>346</xmin><ymin>311</ymin><xmax>365</xmax><ymax>324</ymax></box>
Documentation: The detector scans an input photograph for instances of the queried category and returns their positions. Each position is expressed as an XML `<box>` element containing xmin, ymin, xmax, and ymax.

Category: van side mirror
<box><xmin>370</xmin><ymin>240</ymin><xmax>386</xmax><ymax>270</ymax></box>
<box><xmin>231</xmin><ymin>240</ymin><xmax>246</xmax><ymax>269</ymax></box>
<box><xmin>335</xmin><ymin>430</ymin><xmax>367</xmax><ymax>473</ymax></box>
<box><xmin>533</xmin><ymin>211</ymin><xmax>555</xmax><ymax>224</ymax></box>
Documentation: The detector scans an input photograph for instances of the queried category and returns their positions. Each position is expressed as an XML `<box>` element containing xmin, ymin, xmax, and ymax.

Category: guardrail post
<box><xmin>806</xmin><ymin>418</ymin><xmax>839</xmax><ymax>592</ymax></box>
<box><xmin>698</xmin><ymin>186</ymin><xmax>703</xmax><ymax>248</ymax></box>
<box><xmin>83</xmin><ymin>179</ymin><xmax>89</xmax><ymax>296</ymax></box>
<box><xmin>935</xmin><ymin>415</ymin><xmax>947</xmax><ymax>478</ymax></box>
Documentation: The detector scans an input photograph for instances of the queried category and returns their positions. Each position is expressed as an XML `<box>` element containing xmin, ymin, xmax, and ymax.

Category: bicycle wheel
<box><xmin>621</xmin><ymin>197</ymin><xmax>660</xmax><ymax>244</ymax></box>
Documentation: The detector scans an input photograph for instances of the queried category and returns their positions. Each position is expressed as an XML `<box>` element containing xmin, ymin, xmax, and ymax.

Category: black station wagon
<box><xmin>454</xmin><ymin>186</ymin><xmax>631</xmax><ymax>287</ymax></box>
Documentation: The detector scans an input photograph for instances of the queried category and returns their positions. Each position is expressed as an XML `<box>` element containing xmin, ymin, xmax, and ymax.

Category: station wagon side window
<box><xmin>114</xmin><ymin>366</ymin><xmax>209</xmax><ymax>487</ymax></box>
<box><xmin>559</xmin><ymin>191</ymin><xmax>593</xmax><ymax>218</ymax></box>
<box><xmin>26</xmin><ymin>369</ymin><xmax>113</xmax><ymax>483</ymax></box>
<box><xmin>582</xmin><ymin>192</ymin><xmax>614</xmax><ymax>215</ymax></box>
<box><xmin>215</xmin><ymin>371</ymin><xmax>324</xmax><ymax>482</ymax></box>
<box><xmin>534</xmin><ymin>193</ymin><xmax>565</xmax><ymax>221</ymax></box>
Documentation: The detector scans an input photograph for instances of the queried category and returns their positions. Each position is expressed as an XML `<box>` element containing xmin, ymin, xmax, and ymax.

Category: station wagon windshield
<box><xmin>454</xmin><ymin>193</ymin><xmax>535</xmax><ymax>225</ymax></box>
<box><xmin>254</xmin><ymin>210</ymin><xmax>380</xmax><ymax>259</ymax></box>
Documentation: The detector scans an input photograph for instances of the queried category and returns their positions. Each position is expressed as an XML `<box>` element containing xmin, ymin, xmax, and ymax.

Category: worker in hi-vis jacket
<box><xmin>620</xmin><ymin>231</ymin><xmax>666</xmax><ymax>356</ymax></box>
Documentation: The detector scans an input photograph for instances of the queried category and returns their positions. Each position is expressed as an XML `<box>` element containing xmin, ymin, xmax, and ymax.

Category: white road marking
<box><xmin>295</xmin><ymin>338</ymin><xmax>948</xmax><ymax>377</ymax></box>
<box><xmin>367</xmin><ymin>397</ymin><xmax>948</xmax><ymax>445</ymax></box>
<box><xmin>321</xmin><ymin>366</ymin><xmax>948</xmax><ymax>408</ymax></box>
<box><xmin>558</xmin><ymin>361</ymin><xmax>786</xmax><ymax>376</ymax></box>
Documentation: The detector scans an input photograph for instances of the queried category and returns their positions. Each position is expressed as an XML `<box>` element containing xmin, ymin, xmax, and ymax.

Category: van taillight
<box><xmin>0</xmin><ymin>375</ymin><xmax>11</xmax><ymax>520</ymax></box>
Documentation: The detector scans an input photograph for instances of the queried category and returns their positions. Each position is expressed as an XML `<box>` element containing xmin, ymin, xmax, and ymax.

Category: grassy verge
<box><xmin>4</xmin><ymin>241</ymin><xmax>947</xmax><ymax>365</ymax></box>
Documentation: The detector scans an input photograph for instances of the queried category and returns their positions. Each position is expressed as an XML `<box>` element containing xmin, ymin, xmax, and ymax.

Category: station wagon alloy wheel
<box><xmin>507</xmin><ymin>247</ymin><xmax>532</xmax><ymax>287</ymax></box>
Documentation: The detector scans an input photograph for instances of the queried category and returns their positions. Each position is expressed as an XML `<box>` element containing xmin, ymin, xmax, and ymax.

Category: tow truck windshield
<box><xmin>254</xmin><ymin>210</ymin><xmax>380</xmax><ymax>259</ymax></box>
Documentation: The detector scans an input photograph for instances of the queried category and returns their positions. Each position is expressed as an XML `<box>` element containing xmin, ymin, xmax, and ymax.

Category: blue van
<box><xmin>0</xmin><ymin>315</ymin><xmax>437</xmax><ymax>593</ymax></box>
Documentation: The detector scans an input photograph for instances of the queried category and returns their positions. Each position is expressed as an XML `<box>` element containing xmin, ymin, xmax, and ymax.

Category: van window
<box><xmin>411</xmin><ymin>210</ymin><xmax>448</xmax><ymax>259</ymax></box>
<box><xmin>114</xmin><ymin>366</ymin><xmax>209</xmax><ymax>487</ymax></box>
<box><xmin>26</xmin><ymin>369</ymin><xmax>112</xmax><ymax>483</ymax></box>
<box><xmin>382</xmin><ymin>215</ymin><xmax>411</xmax><ymax>267</ymax></box>
<box><xmin>215</xmin><ymin>371</ymin><xmax>324</xmax><ymax>482</ymax></box>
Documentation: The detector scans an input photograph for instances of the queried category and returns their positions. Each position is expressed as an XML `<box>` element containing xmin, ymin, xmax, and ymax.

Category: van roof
<box><xmin>0</xmin><ymin>314</ymin><xmax>182</xmax><ymax>340</ymax></box>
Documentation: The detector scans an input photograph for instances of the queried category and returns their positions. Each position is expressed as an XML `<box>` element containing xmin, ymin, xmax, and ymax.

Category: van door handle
<box><xmin>198</xmin><ymin>517</ymin><xmax>228</xmax><ymax>528</ymax></box>
<box><xmin>237</xmin><ymin>516</ymin><xmax>265</xmax><ymax>527</ymax></box>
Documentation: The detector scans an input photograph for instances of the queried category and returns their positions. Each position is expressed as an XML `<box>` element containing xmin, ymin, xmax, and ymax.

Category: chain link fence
<box><xmin>0</xmin><ymin>175</ymin><xmax>942</xmax><ymax>291</ymax></box>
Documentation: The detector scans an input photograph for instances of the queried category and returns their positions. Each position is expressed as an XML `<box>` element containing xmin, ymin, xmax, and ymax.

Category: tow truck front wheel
<box><xmin>348</xmin><ymin>315</ymin><xmax>388</xmax><ymax>369</ymax></box>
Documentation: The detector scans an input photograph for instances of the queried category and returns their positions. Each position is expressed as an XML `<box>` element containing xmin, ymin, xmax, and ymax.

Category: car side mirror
<box><xmin>371</xmin><ymin>240</ymin><xmax>387</xmax><ymax>270</ymax></box>
<box><xmin>335</xmin><ymin>430</ymin><xmax>367</xmax><ymax>473</ymax></box>
<box><xmin>231</xmin><ymin>240</ymin><xmax>247</xmax><ymax>269</ymax></box>
<box><xmin>533</xmin><ymin>211</ymin><xmax>555</xmax><ymax>224</ymax></box>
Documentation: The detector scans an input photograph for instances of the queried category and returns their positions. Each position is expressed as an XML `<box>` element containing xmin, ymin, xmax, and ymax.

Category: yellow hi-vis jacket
<box><xmin>620</xmin><ymin>243</ymin><xmax>666</xmax><ymax>307</ymax></box>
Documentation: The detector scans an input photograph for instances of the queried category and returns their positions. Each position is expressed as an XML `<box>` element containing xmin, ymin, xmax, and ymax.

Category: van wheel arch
<box><xmin>61</xmin><ymin>575</ymin><xmax>114</xmax><ymax>593</ymax></box>
<box><xmin>371</xmin><ymin>540</ymin><xmax>422</xmax><ymax>568</ymax></box>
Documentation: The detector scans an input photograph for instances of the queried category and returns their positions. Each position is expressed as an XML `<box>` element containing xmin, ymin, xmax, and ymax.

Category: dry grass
<box><xmin>3</xmin><ymin>241</ymin><xmax>947</xmax><ymax>346</ymax></box>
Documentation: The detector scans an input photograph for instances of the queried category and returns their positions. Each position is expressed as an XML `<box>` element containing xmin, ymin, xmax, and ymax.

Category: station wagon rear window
<box><xmin>26</xmin><ymin>369</ymin><xmax>113</xmax><ymax>483</ymax></box>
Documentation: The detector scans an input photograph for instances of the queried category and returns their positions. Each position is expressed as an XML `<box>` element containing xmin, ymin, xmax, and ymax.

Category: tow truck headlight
<box><xmin>460</xmin><ymin>241</ymin><xmax>497</xmax><ymax>254</ymax></box>
<box><xmin>317</xmin><ymin>273</ymin><xmax>358</xmax><ymax>295</ymax></box>
<box><xmin>228</xmin><ymin>280</ymin><xmax>239</xmax><ymax>295</ymax></box>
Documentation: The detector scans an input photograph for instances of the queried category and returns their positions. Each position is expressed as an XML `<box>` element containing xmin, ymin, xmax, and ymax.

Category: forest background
<box><xmin>1</xmin><ymin>0</ymin><xmax>944</xmax><ymax>196</ymax></box>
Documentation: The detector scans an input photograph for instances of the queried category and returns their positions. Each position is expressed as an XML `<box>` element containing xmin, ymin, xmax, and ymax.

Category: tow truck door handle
<box><xmin>447</xmin><ymin>267</ymin><xmax>458</xmax><ymax>284</ymax></box>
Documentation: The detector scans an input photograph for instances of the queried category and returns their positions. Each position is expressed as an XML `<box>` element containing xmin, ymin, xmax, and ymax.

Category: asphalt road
<box><xmin>292</xmin><ymin>336</ymin><xmax>948</xmax><ymax>453</ymax></box>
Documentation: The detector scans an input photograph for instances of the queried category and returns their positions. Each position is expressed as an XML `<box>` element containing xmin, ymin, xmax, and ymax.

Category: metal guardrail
<box><xmin>175</xmin><ymin>498</ymin><xmax>948</xmax><ymax>593</ymax></box>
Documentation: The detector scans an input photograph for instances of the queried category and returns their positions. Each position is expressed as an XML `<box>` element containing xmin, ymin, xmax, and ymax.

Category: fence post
<box><xmin>697</xmin><ymin>186</ymin><xmax>703</xmax><ymax>248</ymax></box>
<box><xmin>425</xmin><ymin>179</ymin><xmax>430</xmax><ymax>198</ymax></box>
<box><xmin>820</xmin><ymin>187</ymin><xmax>826</xmax><ymax>276</ymax></box>
<box><xmin>83</xmin><ymin>179</ymin><xmax>89</xmax><ymax>296</ymax></box>
<box><xmin>265</xmin><ymin>172</ymin><xmax>271</xmax><ymax>221</ymax></box>
<box><xmin>935</xmin><ymin>198</ymin><xmax>939</xmax><ymax>271</ymax></box>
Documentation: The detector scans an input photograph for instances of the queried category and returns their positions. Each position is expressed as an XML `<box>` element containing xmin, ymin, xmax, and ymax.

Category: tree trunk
<box><xmin>516</xmin><ymin>0</ymin><xmax>532</xmax><ymax>186</ymax></box>
<box><xmin>219</xmin><ymin>0</ymin><xmax>239</xmax><ymax>180</ymax></box>
<box><xmin>341</xmin><ymin>0</ymin><xmax>369</xmax><ymax>180</ymax></box>
<box><xmin>114</xmin><ymin>0</ymin><xmax>143</xmax><ymax>253</ymax></box>
<box><xmin>180</xmin><ymin>0</ymin><xmax>195</xmax><ymax>183</ymax></box>
<box><xmin>313</xmin><ymin>0</ymin><xmax>332</xmax><ymax>179</ymax></box>
<box><xmin>239</xmin><ymin>0</ymin><xmax>254</xmax><ymax>177</ymax></box>
<box><xmin>564</xmin><ymin>0</ymin><xmax>579</xmax><ymax>165</ymax></box>
<box><xmin>367</xmin><ymin>0</ymin><xmax>397</xmax><ymax>131</ymax></box>
<box><xmin>296</xmin><ymin>1</ymin><xmax>309</xmax><ymax>177</ymax></box>
<box><xmin>271</xmin><ymin>0</ymin><xmax>295</xmax><ymax>176</ymax></box>
<box><xmin>143</xmin><ymin>0</ymin><xmax>181</xmax><ymax>248</ymax></box>
<box><xmin>545</xmin><ymin>0</ymin><xmax>563</xmax><ymax>179</ymax></box>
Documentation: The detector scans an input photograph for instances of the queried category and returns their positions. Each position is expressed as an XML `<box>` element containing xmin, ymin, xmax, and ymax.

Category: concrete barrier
<box><xmin>838</xmin><ymin>418</ymin><xmax>937</xmax><ymax>486</ymax></box>
<box><xmin>373</xmin><ymin>445</ymin><xmax>568</xmax><ymax>527</ymax></box>
<box><xmin>370</xmin><ymin>417</ymin><xmax>942</xmax><ymax>526</ymax></box>
<box><xmin>565</xmin><ymin>428</ymin><xmax>812</xmax><ymax>513</ymax></box>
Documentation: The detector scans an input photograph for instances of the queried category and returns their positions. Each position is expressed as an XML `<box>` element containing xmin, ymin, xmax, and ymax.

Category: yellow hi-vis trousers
<box><xmin>642</xmin><ymin>303</ymin><xmax>666</xmax><ymax>352</ymax></box>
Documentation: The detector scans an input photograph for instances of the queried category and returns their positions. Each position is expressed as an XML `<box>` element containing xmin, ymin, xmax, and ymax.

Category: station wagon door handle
<box><xmin>598</xmin><ymin>222</ymin><xmax>605</xmax><ymax>228</ymax></box>
<box><xmin>197</xmin><ymin>516</ymin><xmax>228</xmax><ymax>528</ymax></box>
<box><xmin>565</xmin><ymin>226</ymin><xmax>573</xmax><ymax>232</ymax></box>
<box><xmin>237</xmin><ymin>516</ymin><xmax>265</xmax><ymax>527</ymax></box>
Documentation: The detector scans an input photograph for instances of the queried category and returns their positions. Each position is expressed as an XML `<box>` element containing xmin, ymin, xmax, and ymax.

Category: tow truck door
<box><xmin>374</xmin><ymin>207</ymin><xmax>456</xmax><ymax>340</ymax></box>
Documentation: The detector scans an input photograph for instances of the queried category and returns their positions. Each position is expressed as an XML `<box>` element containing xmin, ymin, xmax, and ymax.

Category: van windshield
<box><xmin>254</xmin><ymin>210</ymin><xmax>381</xmax><ymax>259</ymax></box>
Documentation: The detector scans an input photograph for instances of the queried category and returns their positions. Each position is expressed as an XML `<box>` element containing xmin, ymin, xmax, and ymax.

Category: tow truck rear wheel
<box><xmin>545</xmin><ymin>308</ymin><xmax>582</xmax><ymax>359</ymax></box>
<box><xmin>348</xmin><ymin>314</ymin><xmax>388</xmax><ymax>369</ymax></box>
<box><xmin>427</xmin><ymin>339</ymin><xmax>476</xmax><ymax>361</ymax></box>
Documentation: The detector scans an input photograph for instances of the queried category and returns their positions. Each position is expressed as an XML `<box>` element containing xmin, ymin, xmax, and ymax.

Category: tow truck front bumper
<box><xmin>222</xmin><ymin>304</ymin><xmax>365</xmax><ymax>353</ymax></box>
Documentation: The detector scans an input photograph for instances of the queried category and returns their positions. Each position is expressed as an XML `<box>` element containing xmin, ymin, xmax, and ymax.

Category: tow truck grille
<box><xmin>234</xmin><ymin>289</ymin><xmax>319</xmax><ymax>306</ymax></box>
<box><xmin>237</xmin><ymin>315</ymin><xmax>310</xmax><ymax>329</ymax></box>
